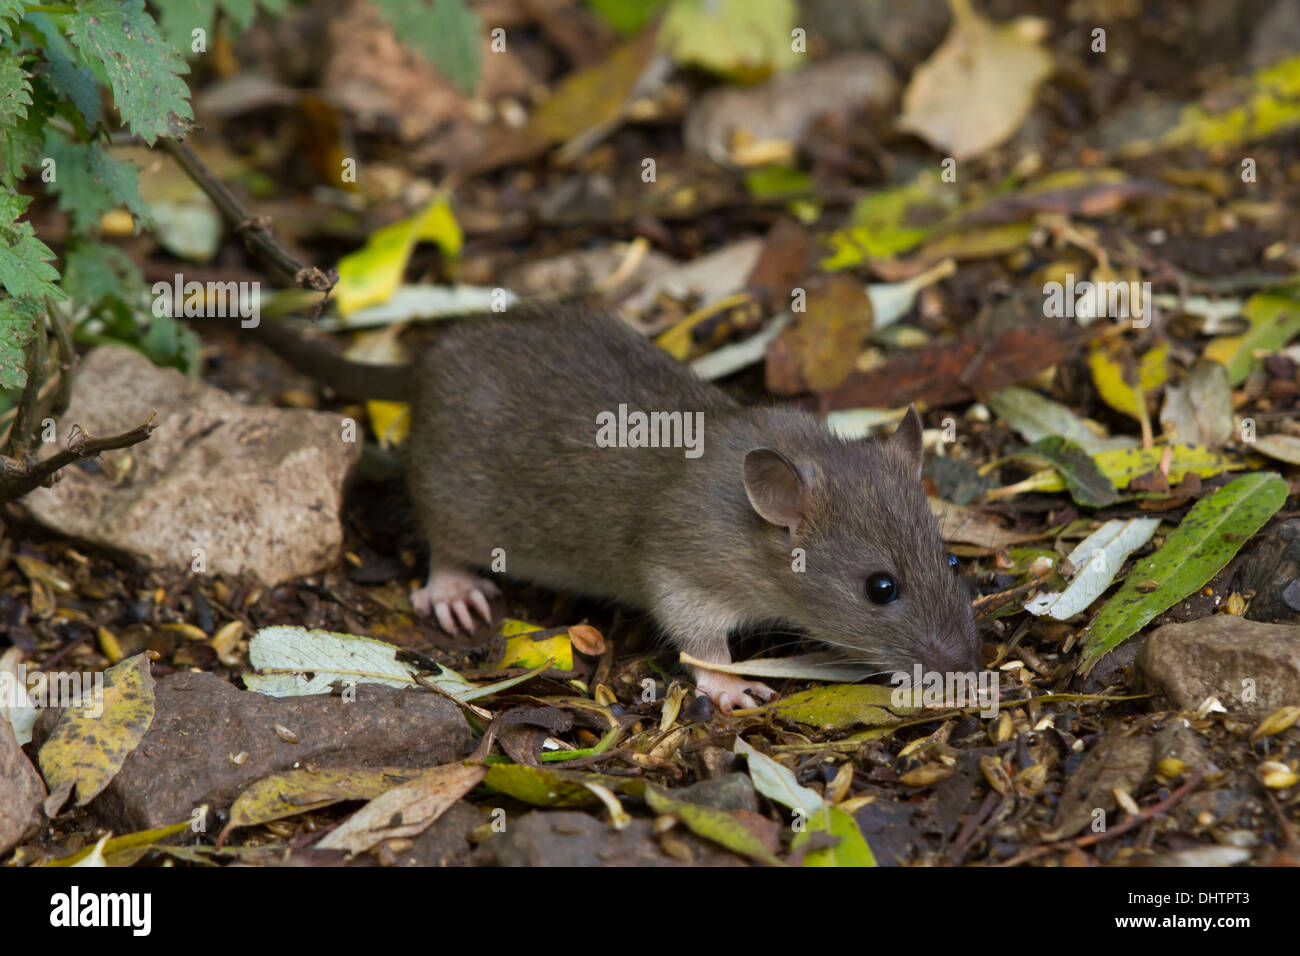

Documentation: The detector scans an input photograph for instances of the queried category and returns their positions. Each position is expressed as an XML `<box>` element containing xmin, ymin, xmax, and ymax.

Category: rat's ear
<box><xmin>743</xmin><ymin>448</ymin><xmax>809</xmax><ymax>535</ymax></box>
<box><xmin>883</xmin><ymin>405</ymin><xmax>924</xmax><ymax>480</ymax></box>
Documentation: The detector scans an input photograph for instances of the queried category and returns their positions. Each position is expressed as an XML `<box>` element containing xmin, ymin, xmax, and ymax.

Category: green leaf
<box><xmin>1078</xmin><ymin>472</ymin><xmax>1288</xmax><ymax>672</ymax></box>
<box><xmin>153</xmin><ymin>0</ymin><xmax>287</xmax><ymax>54</ymax></box>
<box><xmin>482</xmin><ymin>764</ymin><xmax>629</xmax><ymax>808</ymax></box>
<box><xmin>62</xmin><ymin>240</ymin><xmax>144</xmax><ymax>305</ymax></box>
<box><xmin>1203</xmin><ymin>292</ymin><xmax>1300</xmax><ymax>385</ymax></box>
<box><xmin>43</xmin><ymin>38</ymin><xmax>102</xmax><ymax>128</ymax></box>
<box><xmin>371</xmin><ymin>0</ymin><xmax>482</xmax><ymax>94</ymax></box>
<box><xmin>768</xmin><ymin>684</ymin><xmax>918</xmax><ymax>733</ymax></box>
<box><xmin>645</xmin><ymin>784</ymin><xmax>785</xmax><ymax>866</ymax></box>
<box><xmin>986</xmin><ymin>386</ymin><xmax>1136</xmax><ymax>454</ymax></box>
<box><xmin>0</xmin><ymin>195</ymin><xmax>64</xmax><ymax>301</ymax></box>
<box><xmin>792</xmin><ymin>805</ymin><xmax>877</xmax><ymax>867</ymax></box>
<box><xmin>64</xmin><ymin>0</ymin><xmax>193</xmax><ymax>144</ymax></box>
<box><xmin>44</xmin><ymin>133</ymin><xmax>150</xmax><ymax>234</ymax></box>
<box><xmin>0</xmin><ymin>295</ymin><xmax>43</xmax><ymax>391</ymax></box>
<box><xmin>733</xmin><ymin>736</ymin><xmax>824</xmax><ymax>814</ymax></box>
<box><xmin>0</xmin><ymin>49</ymin><xmax>41</xmax><ymax>187</ymax></box>
<box><xmin>0</xmin><ymin>48</ymin><xmax>33</xmax><ymax>129</ymax></box>
<box><xmin>585</xmin><ymin>0</ymin><xmax>667</xmax><ymax>34</ymax></box>
<box><xmin>661</xmin><ymin>0</ymin><xmax>801</xmax><ymax>80</ymax></box>
<box><xmin>0</xmin><ymin>0</ymin><xmax>21</xmax><ymax>38</ymax></box>
<box><xmin>1023</xmin><ymin>436</ymin><xmax>1121</xmax><ymax>508</ymax></box>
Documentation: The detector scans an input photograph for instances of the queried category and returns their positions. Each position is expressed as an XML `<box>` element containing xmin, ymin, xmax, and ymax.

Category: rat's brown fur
<box><xmin>249</xmin><ymin>304</ymin><xmax>980</xmax><ymax>685</ymax></box>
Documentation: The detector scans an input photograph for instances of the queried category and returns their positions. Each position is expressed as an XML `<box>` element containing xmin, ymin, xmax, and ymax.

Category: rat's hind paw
<box><xmin>693</xmin><ymin>671</ymin><xmax>778</xmax><ymax>715</ymax></box>
<box><xmin>412</xmin><ymin>564</ymin><xmax>501</xmax><ymax>634</ymax></box>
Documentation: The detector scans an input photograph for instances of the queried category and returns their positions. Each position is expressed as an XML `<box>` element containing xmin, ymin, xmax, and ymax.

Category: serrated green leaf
<box><xmin>0</xmin><ymin>208</ymin><xmax>64</xmax><ymax>301</ymax></box>
<box><xmin>1078</xmin><ymin>472</ymin><xmax>1288</xmax><ymax>672</ymax></box>
<box><xmin>0</xmin><ymin>295</ymin><xmax>43</xmax><ymax>390</ymax></box>
<box><xmin>65</xmin><ymin>0</ymin><xmax>193</xmax><ymax>144</ymax></box>
<box><xmin>0</xmin><ymin>49</ymin><xmax>33</xmax><ymax>127</ymax></box>
<box><xmin>371</xmin><ymin>0</ymin><xmax>481</xmax><ymax>94</ymax></box>
<box><xmin>43</xmin><ymin>38</ymin><xmax>102</xmax><ymax>128</ymax></box>
<box><xmin>153</xmin><ymin>0</ymin><xmax>287</xmax><ymax>54</ymax></box>
<box><xmin>0</xmin><ymin>0</ymin><xmax>21</xmax><ymax>38</ymax></box>
<box><xmin>0</xmin><ymin>48</ymin><xmax>36</xmax><ymax>186</ymax></box>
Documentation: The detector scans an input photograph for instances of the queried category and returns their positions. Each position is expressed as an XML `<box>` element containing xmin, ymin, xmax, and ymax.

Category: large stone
<box><xmin>0</xmin><ymin>718</ymin><xmax>45</xmax><ymax>856</ymax></box>
<box><xmin>23</xmin><ymin>345</ymin><xmax>361</xmax><ymax>586</ymax></box>
<box><xmin>1137</xmin><ymin>616</ymin><xmax>1300</xmax><ymax>720</ymax></box>
<box><xmin>31</xmin><ymin>671</ymin><xmax>473</xmax><ymax>831</ymax></box>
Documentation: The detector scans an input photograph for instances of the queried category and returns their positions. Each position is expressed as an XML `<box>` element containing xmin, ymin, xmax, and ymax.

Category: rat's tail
<box><xmin>208</xmin><ymin>317</ymin><xmax>414</xmax><ymax>401</ymax></box>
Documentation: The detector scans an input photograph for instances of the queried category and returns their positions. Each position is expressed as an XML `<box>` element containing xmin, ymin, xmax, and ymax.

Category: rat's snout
<box><xmin>916</xmin><ymin>633</ymin><xmax>982</xmax><ymax>676</ymax></box>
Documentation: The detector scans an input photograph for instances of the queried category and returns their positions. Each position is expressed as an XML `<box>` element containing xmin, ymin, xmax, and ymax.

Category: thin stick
<box><xmin>0</xmin><ymin>412</ymin><xmax>157</xmax><ymax>502</ymax></box>
<box><xmin>155</xmin><ymin>137</ymin><xmax>338</xmax><ymax>296</ymax></box>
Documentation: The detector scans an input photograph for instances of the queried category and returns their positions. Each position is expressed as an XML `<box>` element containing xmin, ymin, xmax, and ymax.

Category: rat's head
<box><xmin>741</xmin><ymin>407</ymin><xmax>980</xmax><ymax>680</ymax></box>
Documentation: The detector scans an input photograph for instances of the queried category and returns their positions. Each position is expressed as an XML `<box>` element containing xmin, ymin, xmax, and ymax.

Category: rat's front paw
<box><xmin>693</xmin><ymin>671</ymin><xmax>777</xmax><ymax>715</ymax></box>
<box><xmin>412</xmin><ymin>563</ymin><xmax>501</xmax><ymax>634</ymax></box>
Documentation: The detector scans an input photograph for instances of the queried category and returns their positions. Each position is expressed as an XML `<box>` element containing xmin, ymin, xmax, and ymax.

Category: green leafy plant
<box><xmin>0</xmin><ymin>0</ymin><xmax>481</xmax><ymax>474</ymax></box>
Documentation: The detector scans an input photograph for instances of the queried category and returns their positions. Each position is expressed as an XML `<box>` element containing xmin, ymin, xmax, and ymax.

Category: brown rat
<box><xmin>241</xmin><ymin>303</ymin><xmax>980</xmax><ymax>712</ymax></box>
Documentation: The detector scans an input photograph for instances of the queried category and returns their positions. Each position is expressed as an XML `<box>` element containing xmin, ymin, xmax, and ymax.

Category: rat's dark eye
<box><xmin>947</xmin><ymin>553</ymin><xmax>960</xmax><ymax>571</ymax></box>
<box><xmin>865</xmin><ymin>572</ymin><xmax>898</xmax><ymax>605</ymax></box>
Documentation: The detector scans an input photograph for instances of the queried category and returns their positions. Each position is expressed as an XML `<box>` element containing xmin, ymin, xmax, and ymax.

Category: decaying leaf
<box><xmin>38</xmin><ymin>653</ymin><xmax>155</xmax><ymax>813</ymax></box>
<box><xmin>1025</xmin><ymin>518</ymin><xmax>1160</xmax><ymax>620</ymax></box>
<box><xmin>314</xmin><ymin>762</ymin><xmax>486</xmax><ymax>855</ymax></box>
<box><xmin>897</xmin><ymin>0</ymin><xmax>1052</xmax><ymax>160</ymax></box>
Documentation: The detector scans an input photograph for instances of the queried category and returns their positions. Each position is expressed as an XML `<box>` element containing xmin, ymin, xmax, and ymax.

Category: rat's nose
<box><xmin>919</xmin><ymin>636</ymin><xmax>982</xmax><ymax>675</ymax></box>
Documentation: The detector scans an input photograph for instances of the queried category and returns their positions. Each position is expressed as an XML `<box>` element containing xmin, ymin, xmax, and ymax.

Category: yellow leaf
<box><xmin>499</xmin><ymin>634</ymin><xmax>573</xmax><ymax>671</ymax></box>
<box><xmin>334</xmin><ymin>197</ymin><xmax>462</xmax><ymax>316</ymax></box>
<box><xmin>1088</xmin><ymin>339</ymin><xmax>1168</xmax><ymax>421</ymax></box>
<box><xmin>38</xmin><ymin>654</ymin><xmax>155</xmax><ymax>809</ymax></box>
<box><xmin>43</xmin><ymin>821</ymin><xmax>191</xmax><ymax>867</ymax></box>
<box><xmin>1203</xmin><ymin>292</ymin><xmax>1300</xmax><ymax>385</ymax></box>
<box><xmin>500</xmin><ymin>618</ymin><xmax>544</xmax><ymax>637</ymax></box>
<box><xmin>366</xmin><ymin>400</ymin><xmax>409</xmax><ymax>447</ymax></box>
<box><xmin>990</xmin><ymin>444</ymin><xmax>1243</xmax><ymax>499</ymax></box>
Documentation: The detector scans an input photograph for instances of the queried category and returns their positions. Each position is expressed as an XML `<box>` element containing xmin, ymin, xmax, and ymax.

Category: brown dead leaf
<box><xmin>897</xmin><ymin>0</ymin><xmax>1053</xmax><ymax>160</ymax></box>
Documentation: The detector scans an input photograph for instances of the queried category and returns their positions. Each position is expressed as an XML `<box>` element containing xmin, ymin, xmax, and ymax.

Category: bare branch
<box><xmin>155</xmin><ymin>137</ymin><xmax>338</xmax><ymax>298</ymax></box>
<box><xmin>0</xmin><ymin>412</ymin><xmax>158</xmax><ymax>502</ymax></box>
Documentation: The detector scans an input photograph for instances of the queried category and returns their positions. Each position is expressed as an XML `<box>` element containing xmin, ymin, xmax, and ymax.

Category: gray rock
<box><xmin>0</xmin><ymin>719</ymin><xmax>45</xmax><ymax>856</ymax></box>
<box><xmin>1137</xmin><ymin>616</ymin><xmax>1300</xmax><ymax>720</ymax></box>
<box><xmin>23</xmin><ymin>345</ymin><xmax>361</xmax><ymax>586</ymax></box>
<box><xmin>1235</xmin><ymin>519</ymin><xmax>1300</xmax><ymax>623</ymax></box>
<box><xmin>481</xmin><ymin>810</ymin><xmax>746</xmax><ymax>866</ymax></box>
<box><xmin>31</xmin><ymin>671</ymin><xmax>473</xmax><ymax>831</ymax></box>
